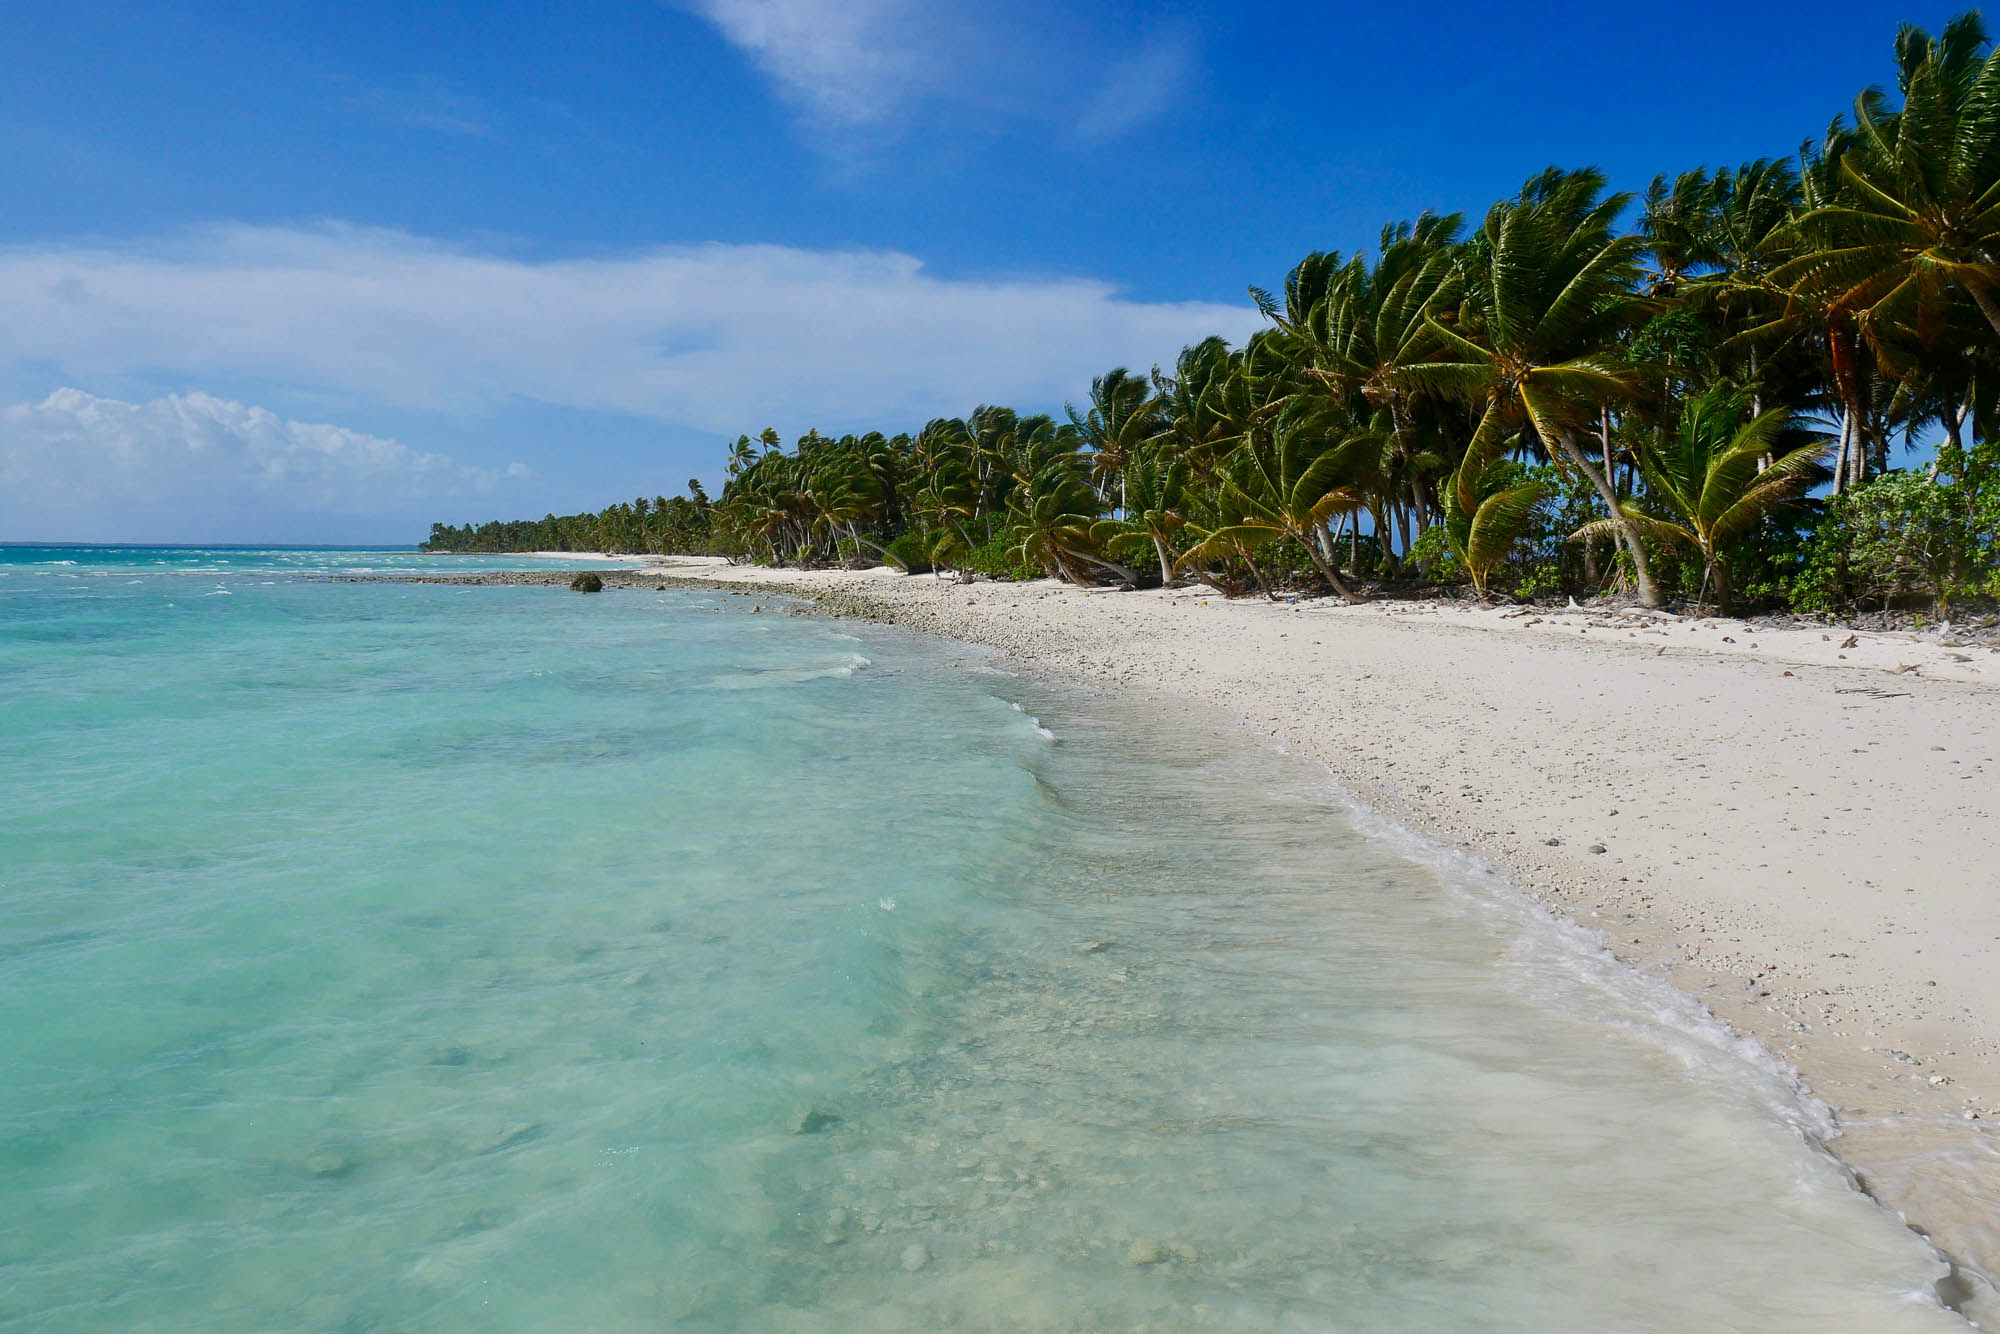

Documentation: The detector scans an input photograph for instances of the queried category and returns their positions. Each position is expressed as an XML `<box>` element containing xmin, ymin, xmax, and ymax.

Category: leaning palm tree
<box><xmin>1693</xmin><ymin>157</ymin><xmax>1807</xmax><ymax>416</ymax></box>
<box><xmin>1068</xmin><ymin>367</ymin><xmax>1163</xmax><ymax>507</ymax></box>
<box><xmin>1153</xmin><ymin>336</ymin><xmax>1254</xmax><ymax>480</ymax></box>
<box><xmin>1442</xmin><ymin>408</ymin><xmax>1549</xmax><ymax>598</ymax></box>
<box><xmin>1259</xmin><ymin>215</ymin><xmax>1464</xmax><ymax>548</ymax></box>
<box><xmin>1409</xmin><ymin>168</ymin><xmax>1665</xmax><ymax>606</ymax></box>
<box><xmin>1783</xmin><ymin>13</ymin><xmax>2000</xmax><ymax>340</ymax></box>
<box><xmin>1007</xmin><ymin>461</ymin><xmax>1135</xmax><ymax>585</ymax></box>
<box><xmin>1573</xmin><ymin>387</ymin><xmax>1829</xmax><ymax>613</ymax></box>
<box><xmin>1176</xmin><ymin>401</ymin><xmax>1376</xmax><ymax>602</ymax></box>
<box><xmin>1092</xmin><ymin>447</ymin><xmax>1190</xmax><ymax>585</ymax></box>
<box><xmin>1639</xmin><ymin>168</ymin><xmax>1724</xmax><ymax>297</ymax></box>
<box><xmin>724</xmin><ymin>434</ymin><xmax>760</xmax><ymax>479</ymax></box>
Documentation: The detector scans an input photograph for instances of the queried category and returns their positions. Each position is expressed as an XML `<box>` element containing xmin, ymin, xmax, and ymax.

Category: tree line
<box><xmin>426</xmin><ymin>13</ymin><xmax>2000</xmax><ymax>617</ymax></box>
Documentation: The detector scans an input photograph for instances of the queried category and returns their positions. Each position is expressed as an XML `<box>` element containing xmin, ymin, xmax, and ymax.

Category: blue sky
<box><xmin>0</xmin><ymin>0</ymin><xmax>1961</xmax><ymax>541</ymax></box>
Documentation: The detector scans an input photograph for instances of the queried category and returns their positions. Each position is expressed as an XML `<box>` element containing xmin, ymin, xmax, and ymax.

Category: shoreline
<box><xmin>456</xmin><ymin>555</ymin><xmax>2000</xmax><ymax>1315</ymax></box>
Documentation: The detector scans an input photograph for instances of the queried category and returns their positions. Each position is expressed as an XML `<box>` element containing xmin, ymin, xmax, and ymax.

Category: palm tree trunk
<box><xmin>1152</xmin><ymin>534</ymin><xmax>1176</xmax><ymax>587</ymax></box>
<box><xmin>1411</xmin><ymin>477</ymin><xmax>1437</xmax><ymax>533</ymax></box>
<box><xmin>1944</xmin><ymin>396</ymin><xmax>1968</xmax><ymax>452</ymax></box>
<box><xmin>849</xmin><ymin>532</ymin><xmax>909</xmax><ymax>572</ymax></box>
<box><xmin>1827</xmin><ymin>308</ymin><xmax>1870</xmax><ymax>492</ymax></box>
<box><xmin>1554</xmin><ymin>430</ymin><xmax>1662</xmax><ymax>608</ymax></box>
<box><xmin>1235</xmin><ymin>541</ymin><xmax>1274</xmax><ymax>599</ymax></box>
<box><xmin>1966</xmin><ymin>278</ymin><xmax>2000</xmax><ymax>342</ymax></box>
<box><xmin>1298</xmin><ymin>534</ymin><xmax>1367</xmax><ymax>604</ymax></box>
<box><xmin>1062</xmin><ymin>546</ymin><xmax>1139</xmax><ymax>585</ymax></box>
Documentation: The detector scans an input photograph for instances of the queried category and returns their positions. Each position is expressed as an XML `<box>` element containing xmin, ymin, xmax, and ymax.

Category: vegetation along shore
<box><xmin>416</xmin><ymin>11</ymin><xmax>2000</xmax><ymax>1320</ymax></box>
<box><xmin>428</xmin><ymin>13</ymin><xmax>1999</xmax><ymax>626</ymax></box>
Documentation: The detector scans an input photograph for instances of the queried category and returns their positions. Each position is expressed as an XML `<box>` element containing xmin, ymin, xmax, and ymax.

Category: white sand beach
<box><xmin>619</xmin><ymin>554</ymin><xmax>2000</xmax><ymax>1313</ymax></box>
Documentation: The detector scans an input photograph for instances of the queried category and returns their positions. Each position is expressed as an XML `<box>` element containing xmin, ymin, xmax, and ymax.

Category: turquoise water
<box><xmin>0</xmin><ymin>548</ymin><xmax>1967</xmax><ymax>1331</ymax></box>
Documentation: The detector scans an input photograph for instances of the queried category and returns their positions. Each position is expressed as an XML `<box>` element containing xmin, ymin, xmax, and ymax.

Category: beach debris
<box><xmin>900</xmin><ymin>1243</ymin><xmax>931</xmax><ymax>1271</ymax></box>
<box><xmin>1545</xmin><ymin>837</ymin><xmax>1562</xmax><ymax>846</ymax></box>
<box><xmin>569</xmin><ymin>572</ymin><xmax>604</xmax><ymax>593</ymax></box>
<box><xmin>1080</xmin><ymin>940</ymin><xmax>1112</xmax><ymax>954</ymax></box>
<box><xmin>1589</xmin><ymin>844</ymin><xmax>1607</xmax><ymax>854</ymax></box>
<box><xmin>1840</xmin><ymin>633</ymin><xmax>1859</xmax><ymax>648</ymax></box>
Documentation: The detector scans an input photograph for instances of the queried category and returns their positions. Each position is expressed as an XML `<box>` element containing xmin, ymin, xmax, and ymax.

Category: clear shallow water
<box><xmin>0</xmin><ymin>549</ymin><xmax>1966</xmax><ymax>1331</ymax></box>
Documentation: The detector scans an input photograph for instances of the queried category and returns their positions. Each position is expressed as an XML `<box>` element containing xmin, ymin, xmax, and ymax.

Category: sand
<box><xmin>544</xmin><ymin>553</ymin><xmax>2000</xmax><ymax>1315</ymax></box>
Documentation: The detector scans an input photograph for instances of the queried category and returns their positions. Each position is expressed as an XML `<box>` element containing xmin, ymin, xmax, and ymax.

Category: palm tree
<box><xmin>1068</xmin><ymin>367</ymin><xmax>1163</xmax><ymax>507</ymax></box>
<box><xmin>805</xmin><ymin>448</ymin><xmax>889</xmax><ymax>566</ymax></box>
<box><xmin>1007</xmin><ymin>461</ymin><xmax>1135</xmax><ymax>585</ymax></box>
<box><xmin>1785</xmin><ymin>13</ymin><xmax>2000</xmax><ymax>341</ymax></box>
<box><xmin>1410</xmin><ymin>168</ymin><xmax>1666</xmax><ymax>606</ymax></box>
<box><xmin>1177</xmin><ymin>401</ymin><xmax>1375</xmax><ymax>602</ymax></box>
<box><xmin>1260</xmin><ymin>214</ymin><xmax>1464</xmax><ymax>564</ymax></box>
<box><xmin>1640</xmin><ymin>168</ymin><xmax>1724</xmax><ymax>297</ymax></box>
<box><xmin>1690</xmin><ymin>157</ymin><xmax>1807</xmax><ymax>418</ymax></box>
<box><xmin>1574</xmin><ymin>387</ymin><xmax>1828</xmax><ymax>613</ymax></box>
<box><xmin>1442</xmin><ymin>405</ymin><xmax>1549</xmax><ymax>598</ymax></box>
<box><xmin>1152</xmin><ymin>336</ymin><xmax>1247</xmax><ymax>479</ymax></box>
<box><xmin>1093</xmin><ymin>448</ymin><xmax>1191</xmax><ymax>585</ymax></box>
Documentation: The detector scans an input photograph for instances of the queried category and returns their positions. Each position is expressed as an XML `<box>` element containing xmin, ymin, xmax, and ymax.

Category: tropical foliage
<box><xmin>427</xmin><ymin>13</ymin><xmax>2000</xmax><ymax>618</ymax></box>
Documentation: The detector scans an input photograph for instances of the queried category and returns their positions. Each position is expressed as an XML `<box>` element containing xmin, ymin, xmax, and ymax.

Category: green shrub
<box><xmin>1409</xmin><ymin>524</ymin><xmax>1463</xmax><ymax>584</ymax></box>
<box><xmin>961</xmin><ymin>535</ymin><xmax>1038</xmax><ymax>580</ymax></box>
<box><xmin>881</xmin><ymin>530</ymin><xmax>934</xmax><ymax>574</ymax></box>
<box><xmin>1793</xmin><ymin>449</ymin><xmax>1998</xmax><ymax>615</ymax></box>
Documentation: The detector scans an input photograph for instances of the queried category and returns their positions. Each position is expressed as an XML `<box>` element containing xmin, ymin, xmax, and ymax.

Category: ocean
<box><xmin>0</xmin><ymin>546</ymin><xmax>1966</xmax><ymax>1330</ymax></box>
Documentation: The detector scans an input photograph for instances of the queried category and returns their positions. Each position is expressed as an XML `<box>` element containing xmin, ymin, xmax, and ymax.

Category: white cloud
<box><xmin>1077</xmin><ymin>30</ymin><xmax>1197</xmax><ymax>142</ymax></box>
<box><xmin>688</xmin><ymin>0</ymin><xmax>930</xmax><ymax>127</ymax></box>
<box><xmin>0</xmin><ymin>388</ymin><xmax>526</xmax><ymax>541</ymax></box>
<box><xmin>0</xmin><ymin>224</ymin><xmax>1259</xmax><ymax>438</ymax></box>
<box><xmin>684</xmin><ymin>1</ymin><xmax>1191</xmax><ymax>143</ymax></box>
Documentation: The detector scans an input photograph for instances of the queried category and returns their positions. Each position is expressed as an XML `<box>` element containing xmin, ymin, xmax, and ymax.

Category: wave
<box><xmin>1006</xmin><ymin>700</ymin><xmax>1059</xmax><ymax>742</ymax></box>
<box><xmin>1312</xmin><ymin>759</ymin><xmax>1836</xmax><ymax>1142</ymax></box>
<box><xmin>710</xmin><ymin>653</ymin><xmax>872</xmax><ymax>690</ymax></box>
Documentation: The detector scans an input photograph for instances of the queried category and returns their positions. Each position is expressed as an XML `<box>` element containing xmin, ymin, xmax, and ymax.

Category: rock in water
<box><xmin>570</xmin><ymin>572</ymin><xmax>604</xmax><ymax>593</ymax></box>
<box><xmin>790</xmin><ymin>1104</ymin><xmax>842</xmax><ymax>1134</ymax></box>
<box><xmin>1127</xmin><ymin>1238</ymin><xmax>1165</xmax><ymax>1266</ymax></box>
<box><xmin>900</xmin><ymin>1243</ymin><xmax>930</xmax><ymax>1271</ymax></box>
